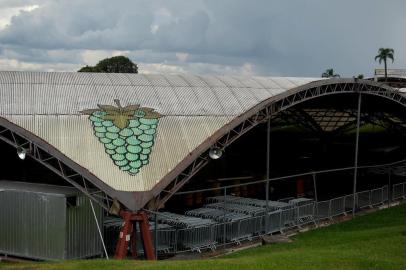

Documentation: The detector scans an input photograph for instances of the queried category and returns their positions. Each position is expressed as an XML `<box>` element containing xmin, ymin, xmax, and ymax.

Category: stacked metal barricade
<box><xmin>103</xmin><ymin>182</ymin><xmax>404</xmax><ymax>255</ymax></box>
<box><xmin>103</xmin><ymin>216</ymin><xmax>176</xmax><ymax>256</ymax></box>
<box><xmin>158</xmin><ymin>212</ymin><xmax>216</xmax><ymax>253</ymax></box>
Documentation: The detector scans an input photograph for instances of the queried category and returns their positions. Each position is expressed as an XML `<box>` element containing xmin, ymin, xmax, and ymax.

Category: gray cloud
<box><xmin>0</xmin><ymin>0</ymin><xmax>405</xmax><ymax>77</ymax></box>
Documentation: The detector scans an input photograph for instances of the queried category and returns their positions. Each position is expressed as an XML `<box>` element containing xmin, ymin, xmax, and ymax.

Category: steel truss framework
<box><xmin>277</xmin><ymin>108</ymin><xmax>406</xmax><ymax>135</ymax></box>
<box><xmin>0</xmin><ymin>125</ymin><xmax>112</xmax><ymax>211</ymax></box>
<box><xmin>155</xmin><ymin>79</ymin><xmax>406</xmax><ymax>209</ymax></box>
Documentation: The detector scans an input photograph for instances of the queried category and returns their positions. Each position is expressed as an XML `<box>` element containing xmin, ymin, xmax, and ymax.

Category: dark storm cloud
<box><xmin>0</xmin><ymin>0</ymin><xmax>405</xmax><ymax>76</ymax></box>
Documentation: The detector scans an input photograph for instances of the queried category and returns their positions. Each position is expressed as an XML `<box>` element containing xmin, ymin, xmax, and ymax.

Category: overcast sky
<box><xmin>0</xmin><ymin>0</ymin><xmax>404</xmax><ymax>77</ymax></box>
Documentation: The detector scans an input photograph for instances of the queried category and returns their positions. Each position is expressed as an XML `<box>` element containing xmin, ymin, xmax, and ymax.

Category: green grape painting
<box><xmin>81</xmin><ymin>99</ymin><xmax>162</xmax><ymax>175</ymax></box>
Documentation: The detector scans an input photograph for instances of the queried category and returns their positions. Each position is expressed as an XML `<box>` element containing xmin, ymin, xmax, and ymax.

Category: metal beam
<box><xmin>352</xmin><ymin>93</ymin><xmax>362</xmax><ymax>216</ymax></box>
<box><xmin>265</xmin><ymin>118</ymin><xmax>270</xmax><ymax>231</ymax></box>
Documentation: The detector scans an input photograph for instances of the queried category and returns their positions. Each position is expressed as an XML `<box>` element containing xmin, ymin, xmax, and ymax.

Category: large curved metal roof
<box><xmin>0</xmin><ymin>71</ymin><xmax>316</xmax><ymax>192</ymax></box>
<box><xmin>1</xmin><ymin>72</ymin><xmax>405</xmax><ymax>210</ymax></box>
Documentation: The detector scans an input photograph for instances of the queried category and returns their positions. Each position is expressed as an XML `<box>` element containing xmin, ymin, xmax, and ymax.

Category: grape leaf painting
<box><xmin>81</xmin><ymin>99</ymin><xmax>162</xmax><ymax>175</ymax></box>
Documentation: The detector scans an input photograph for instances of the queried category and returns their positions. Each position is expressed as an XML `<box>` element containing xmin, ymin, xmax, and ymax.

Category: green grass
<box><xmin>2</xmin><ymin>204</ymin><xmax>406</xmax><ymax>270</ymax></box>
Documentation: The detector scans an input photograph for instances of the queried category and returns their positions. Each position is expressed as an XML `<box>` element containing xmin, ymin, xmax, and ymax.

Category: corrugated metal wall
<box><xmin>0</xmin><ymin>190</ymin><xmax>66</xmax><ymax>260</ymax></box>
<box><xmin>0</xmin><ymin>185</ymin><xmax>102</xmax><ymax>260</ymax></box>
<box><xmin>66</xmin><ymin>195</ymin><xmax>103</xmax><ymax>259</ymax></box>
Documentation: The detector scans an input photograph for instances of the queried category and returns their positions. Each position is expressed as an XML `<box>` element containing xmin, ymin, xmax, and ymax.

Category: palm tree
<box><xmin>375</xmin><ymin>48</ymin><xmax>394</xmax><ymax>80</ymax></box>
<box><xmin>321</xmin><ymin>68</ymin><xmax>340</xmax><ymax>78</ymax></box>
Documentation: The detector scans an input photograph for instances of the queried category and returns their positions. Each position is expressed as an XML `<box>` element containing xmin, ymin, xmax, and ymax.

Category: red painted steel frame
<box><xmin>114</xmin><ymin>210</ymin><xmax>156</xmax><ymax>260</ymax></box>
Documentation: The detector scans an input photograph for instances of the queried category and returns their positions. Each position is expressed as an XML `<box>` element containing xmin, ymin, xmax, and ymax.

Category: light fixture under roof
<box><xmin>209</xmin><ymin>147</ymin><xmax>223</xmax><ymax>160</ymax></box>
<box><xmin>17</xmin><ymin>147</ymin><xmax>27</xmax><ymax>160</ymax></box>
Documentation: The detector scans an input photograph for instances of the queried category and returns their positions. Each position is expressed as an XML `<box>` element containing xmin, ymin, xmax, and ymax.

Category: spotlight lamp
<box><xmin>17</xmin><ymin>147</ymin><xmax>27</xmax><ymax>160</ymax></box>
<box><xmin>209</xmin><ymin>147</ymin><xmax>223</xmax><ymax>160</ymax></box>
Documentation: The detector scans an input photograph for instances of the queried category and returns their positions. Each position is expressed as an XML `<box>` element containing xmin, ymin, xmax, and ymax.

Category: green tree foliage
<box><xmin>78</xmin><ymin>56</ymin><xmax>138</xmax><ymax>73</ymax></box>
<box><xmin>375</xmin><ymin>48</ymin><xmax>394</xmax><ymax>80</ymax></box>
<box><xmin>321</xmin><ymin>68</ymin><xmax>340</xmax><ymax>78</ymax></box>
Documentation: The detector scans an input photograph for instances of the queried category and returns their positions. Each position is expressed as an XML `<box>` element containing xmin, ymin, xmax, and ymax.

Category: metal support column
<box><xmin>265</xmin><ymin>118</ymin><xmax>271</xmax><ymax>232</ymax></box>
<box><xmin>114</xmin><ymin>210</ymin><xmax>156</xmax><ymax>260</ymax></box>
<box><xmin>223</xmin><ymin>187</ymin><xmax>227</xmax><ymax>244</ymax></box>
<box><xmin>312</xmin><ymin>173</ymin><xmax>318</xmax><ymax>203</ymax></box>
<box><xmin>352</xmin><ymin>92</ymin><xmax>362</xmax><ymax>217</ymax></box>
<box><xmin>388</xmin><ymin>168</ymin><xmax>392</xmax><ymax>206</ymax></box>
<box><xmin>154</xmin><ymin>212</ymin><xmax>158</xmax><ymax>259</ymax></box>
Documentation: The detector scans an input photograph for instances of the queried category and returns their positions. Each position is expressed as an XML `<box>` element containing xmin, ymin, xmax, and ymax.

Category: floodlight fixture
<box><xmin>209</xmin><ymin>147</ymin><xmax>223</xmax><ymax>160</ymax></box>
<box><xmin>17</xmin><ymin>147</ymin><xmax>27</xmax><ymax>160</ymax></box>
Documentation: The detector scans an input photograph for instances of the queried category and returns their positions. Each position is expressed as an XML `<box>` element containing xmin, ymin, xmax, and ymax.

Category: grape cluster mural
<box><xmin>81</xmin><ymin>100</ymin><xmax>162</xmax><ymax>175</ymax></box>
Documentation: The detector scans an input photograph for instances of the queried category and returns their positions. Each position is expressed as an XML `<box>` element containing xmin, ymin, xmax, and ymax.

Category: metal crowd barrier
<box><xmin>175</xmin><ymin>224</ymin><xmax>217</xmax><ymax>252</ymax></box>
<box><xmin>393</xmin><ymin>183</ymin><xmax>406</xmax><ymax>200</ymax></box>
<box><xmin>103</xmin><ymin>217</ymin><xmax>176</xmax><ymax>255</ymax></box>
<box><xmin>205</xmin><ymin>202</ymin><xmax>266</xmax><ymax>217</ymax></box>
<box><xmin>104</xmin><ymin>182</ymin><xmax>406</xmax><ymax>255</ymax></box>
<box><xmin>357</xmin><ymin>190</ymin><xmax>372</xmax><ymax>209</ymax></box>
<box><xmin>135</xmin><ymin>223</ymin><xmax>176</xmax><ymax>254</ymax></box>
<box><xmin>330</xmin><ymin>196</ymin><xmax>346</xmax><ymax>217</ymax></box>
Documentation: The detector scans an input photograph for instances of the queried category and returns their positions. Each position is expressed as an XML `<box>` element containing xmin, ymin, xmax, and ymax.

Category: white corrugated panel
<box><xmin>215</xmin><ymin>75</ymin><xmax>246</xmax><ymax>88</ymax></box>
<box><xmin>153</xmin><ymin>86</ymin><xmax>183</xmax><ymax>115</ymax></box>
<box><xmin>125</xmin><ymin>73</ymin><xmax>152</xmax><ymax>86</ymax></box>
<box><xmin>232</xmin><ymin>76</ymin><xmax>265</xmax><ymax>88</ymax></box>
<box><xmin>0</xmin><ymin>83</ymin><xmax>13</xmax><ymax>115</ymax></box>
<box><xmin>163</xmin><ymin>74</ymin><xmax>189</xmax><ymax>87</ymax></box>
<box><xmin>196</xmin><ymin>75</ymin><xmax>227</xmax><ymax>87</ymax></box>
<box><xmin>0</xmin><ymin>71</ymin><xmax>15</xmax><ymax>84</ymax></box>
<box><xmin>211</xmin><ymin>87</ymin><xmax>244</xmax><ymax>115</ymax></box>
<box><xmin>106</xmin><ymin>73</ymin><xmax>132</xmax><ymax>85</ymax></box>
<box><xmin>189</xmin><ymin>87</ymin><xmax>225</xmax><ymax>115</ymax></box>
<box><xmin>90</xmin><ymin>73</ymin><xmax>113</xmax><ymax>85</ymax></box>
<box><xmin>67</xmin><ymin>72</ymin><xmax>93</xmax><ymax>85</ymax></box>
<box><xmin>252</xmin><ymin>76</ymin><xmax>282</xmax><ymax>89</ymax></box>
<box><xmin>271</xmin><ymin>77</ymin><xmax>298</xmax><ymax>89</ymax></box>
<box><xmin>144</xmin><ymin>74</ymin><xmax>171</xmax><ymax>87</ymax></box>
<box><xmin>168</xmin><ymin>86</ymin><xmax>200</xmax><ymax>115</ymax></box>
<box><xmin>249</xmin><ymin>88</ymin><xmax>274</xmax><ymax>102</ymax></box>
<box><xmin>229</xmin><ymin>87</ymin><xmax>261</xmax><ymax>111</ymax></box>
<box><xmin>179</xmin><ymin>74</ymin><xmax>214</xmax><ymax>87</ymax></box>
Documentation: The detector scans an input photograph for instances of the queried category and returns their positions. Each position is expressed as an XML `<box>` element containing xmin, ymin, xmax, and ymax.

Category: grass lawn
<box><xmin>1</xmin><ymin>204</ymin><xmax>406</xmax><ymax>270</ymax></box>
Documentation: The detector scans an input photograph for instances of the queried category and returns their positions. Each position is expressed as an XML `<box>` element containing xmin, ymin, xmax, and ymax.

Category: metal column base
<box><xmin>114</xmin><ymin>210</ymin><xmax>156</xmax><ymax>260</ymax></box>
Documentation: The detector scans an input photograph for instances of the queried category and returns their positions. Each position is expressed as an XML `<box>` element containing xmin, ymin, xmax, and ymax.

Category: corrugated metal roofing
<box><xmin>0</xmin><ymin>71</ymin><xmax>318</xmax><ymax>208</ymax></box>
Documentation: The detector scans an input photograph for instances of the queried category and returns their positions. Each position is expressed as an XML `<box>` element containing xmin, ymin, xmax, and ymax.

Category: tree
<box><xmin>78</xmin><ymin>56</ymin><xmax>138</xmax><ymax>73</ymax></box>
<box><xmin>321</xmin><ymin>68</ymin><xmax>340</xmax><ymax>78</ymax></box>
<box><xmin>375</xmin><ymin>48</ymin><xmax>394</xmax><ymax>80</ymax></box>
<box><xmin>357</xmin><ymin>74</ymin><xmax>364</xmax><ymax>79</ymax></box>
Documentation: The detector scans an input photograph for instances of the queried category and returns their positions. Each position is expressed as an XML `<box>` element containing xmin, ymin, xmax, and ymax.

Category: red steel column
<box><xmin>138</xmin><ymin>211</ymin><xmax>156</xmax><ymax>260</ymax></box>
<box><xmin>114</xmin><ymin>211</ymin><xmax>132</xmax><ymax>259</ymax></box>
<box><xmin>114</xmin><ymin>210</ymin><xmax>156</xmax><ymax>260</ymax></box>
